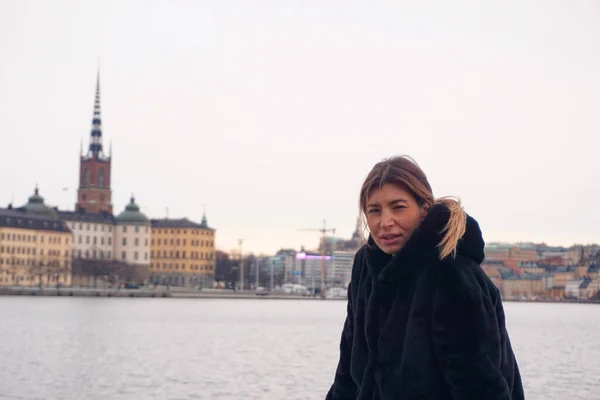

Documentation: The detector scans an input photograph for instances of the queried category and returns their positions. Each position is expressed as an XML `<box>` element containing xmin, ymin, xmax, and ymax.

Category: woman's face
<box><xmin>365</xmin><ymin>183</ymin><xmax>428</xmax><ymax>255</ymax></box>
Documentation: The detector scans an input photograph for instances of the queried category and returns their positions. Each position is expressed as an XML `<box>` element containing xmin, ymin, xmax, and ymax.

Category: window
<box><xmin>87</xmin><ymin>224</ymin><xmax>90</xmax><ymax>231</ymax></box>
<box><xmin>99</xmin><ymin>168</ymin><xmax>105</xmax><ymax>187</ymax></box>
<box><xmin>108</xmin><ymin>238</ymin><xmax>112</xmax><ymax>245</ymax></box>
<box><xmin>93</xmin><ymin>236</ymin><xmax>97</xmax><ymax>245</ymax></box>
<box><xmin>101</xmin><ymin>237</ymin><xmax>104</xmax><ymax>245</ymax></box>
<box><xmin>182</xmin><ymin>251</ymin><xmax>186</xmax><ymax>258</ymax></box>
<box><xmin>135</xmin><ymin>226</ymin><xmax>139</xmax><ymax>233</ymax></box>
<box><xmin>135</xmin><ymin>238</ymin><xmax>139</xmax><ymax>246</ymax></box>
<box><xmin>122</xmin><ymin>238</ymin><xmax>127</xmax><ymax>246</ymax></box>
<box><xmin>145</xmin><ymin>238</ymin><xmax>148</xmax><ymax>246</ymax></box>
<box><xmin>78</xmin><ymin>236</ymin><xmax>82</xmax><ymax>244</ymax></box>
<box><xmin>100</xmin><ymin>250</ymin><xmax>104</xmax><ymax>259</ymax></box>
<box><xmin>83</xmin><ymin>168</ymin><xmax>90</xmax><ymax>187</ymax></box>
<box><xmin>92</xmin><ymin>250</ymin><xmax>96</xmax><ymax>259</ymax></box>
<box><xmin>86</xmin><ymin>236</ymin><xmax>90</xmax><ymax>244</ymax></box>
<box><xmin>94</xmin><ymin>224</ymin><xmax>97</xmax><ymax>231</ymax></box>
<box><xmin>108</xmin><ymin>251</ymin><xmax>111</xmax><ymax>259</ymax></box>
<box><xmin>85</xmin><ymin>250</ymin><xmax>89</xmax><ymax>258</ymax></box>
<box><xmin>176</xmin><ymin>239</ymin><xmax>180</xmax><ymax>246</ymax></box>
<box><xmin>145</xmin><ymin>252</ymin><xmax>148</xmax><ymax>260</ymax></box>
<box><xmin>123</xmin><ymin>226</ymin><xmax>127</xmax><ymax>233</ymax></box>
<box><xmin>134</xmin><ymin>251</ymin><xmax>138</xmax><ymax>260</ymax></box>
<box><xmin>109</xmin><ymin>226</ymin><xmax>112</xmax><ymax>232</ymax></box>
<box><xmin>122</xmin><ymin>251</ymin><xmax>126</xmax><ymax>260</ymax></box>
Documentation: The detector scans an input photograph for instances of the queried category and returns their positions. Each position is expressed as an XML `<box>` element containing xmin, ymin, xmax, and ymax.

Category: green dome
<box><xmin>116</xmin><ymin>197</ymin><xmax>149</xmax><ymax>224</ymax></box>
<box><xmin>22</xmin><ymin>187</ymin><xmax>56</xmax><ymax>217</ymax></box>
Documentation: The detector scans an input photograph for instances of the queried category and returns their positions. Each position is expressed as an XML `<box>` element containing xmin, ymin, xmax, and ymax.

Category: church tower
<box><xmin>76</xmin><ymin>72</ymin><xmax>113</xmax><ymax>214</ymax></box>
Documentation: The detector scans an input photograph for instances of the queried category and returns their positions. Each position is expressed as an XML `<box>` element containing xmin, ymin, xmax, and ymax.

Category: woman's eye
<box><xmin>394</xmin><ymin>205</ymin><xmax>406</xmax><ymax>210</ymax></box>
<box><xmin>368</xmin><ymin>209</ymin><xmax>380</xmax><ymax>214</ymax></box>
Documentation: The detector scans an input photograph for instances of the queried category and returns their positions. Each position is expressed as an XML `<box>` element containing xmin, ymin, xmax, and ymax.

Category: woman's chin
<box><xmin>379</xmin><ymin>243</ymin><xmax>404</xmax><ymax>255</ymax></box>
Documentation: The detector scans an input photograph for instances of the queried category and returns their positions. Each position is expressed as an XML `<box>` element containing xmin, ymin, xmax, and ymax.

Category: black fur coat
<box><xmin>326</xmin><ymin>204</ymin><xmax>525</xmax><ymax>400</ymax></box>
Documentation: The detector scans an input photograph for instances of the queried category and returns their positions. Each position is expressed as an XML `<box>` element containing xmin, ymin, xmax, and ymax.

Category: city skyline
<box><xmin>2</xmin><ymin>1</ymin><xmax>600</xmax><ymax>254</ymax></box>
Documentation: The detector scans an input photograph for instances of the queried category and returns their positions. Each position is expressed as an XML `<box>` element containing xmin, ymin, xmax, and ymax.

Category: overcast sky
<box><xmin>1</xmin><ymin>0</ymin><xmax>599</xmax><ymax>254</ymax></box>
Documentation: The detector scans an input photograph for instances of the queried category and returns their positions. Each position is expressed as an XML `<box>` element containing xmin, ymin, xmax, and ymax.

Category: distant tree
<box><xmin>215</xmin><ymin>250</ymin><xmax>232</xmax><ymax>284</ymax></box>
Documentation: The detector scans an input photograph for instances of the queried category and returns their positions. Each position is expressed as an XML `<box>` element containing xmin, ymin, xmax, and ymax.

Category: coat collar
<box><xmin>364</xmin><ymin>203</ymin><xmax>485</xmax><ymax>284</ymax></box>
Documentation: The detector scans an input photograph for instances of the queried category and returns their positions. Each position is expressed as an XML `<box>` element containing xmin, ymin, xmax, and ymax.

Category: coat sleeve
<box><xmin>432</xmin><ymin>269</ymin><xmax>512</xmax><ymax>400</ymax></box>
<box><xmin>325</xmin><ymin>267</ymin><xmax>358</xmax><ymax>399</ymax></box>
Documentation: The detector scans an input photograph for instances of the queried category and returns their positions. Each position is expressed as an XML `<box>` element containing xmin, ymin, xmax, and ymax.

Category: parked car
<box><xmin>255</xmin><ymin>287</ymin><xmax>270</xmax><ymax>296</ymax></box>
<box><xmin>124</xmin><ymin>282</ymin><xmax>140</xmax><ymax>289</ymax></box>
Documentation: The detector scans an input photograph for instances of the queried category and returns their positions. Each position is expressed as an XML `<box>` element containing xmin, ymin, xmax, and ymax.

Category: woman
<box><xmin>326</xmin><ymin>156</ymin><xmax>524</xmax><ymax>400</ymax></box>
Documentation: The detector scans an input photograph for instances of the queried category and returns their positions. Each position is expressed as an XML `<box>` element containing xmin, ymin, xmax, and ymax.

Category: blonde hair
<box><xmin>359</xmin><ymin>156</ymin><xmax>467</xmax><ymax>259</ymax></box>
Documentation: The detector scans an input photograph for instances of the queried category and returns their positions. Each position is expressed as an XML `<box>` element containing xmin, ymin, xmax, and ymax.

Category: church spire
<box><xmin>88</xmin><ymin>70</ymin><xmax>105</xmax><ymax>159</ymax></box>
<box><xmin>201</xmin><ymin>204</ymin><xmax>208</xmax><ymax>226</ymax></box>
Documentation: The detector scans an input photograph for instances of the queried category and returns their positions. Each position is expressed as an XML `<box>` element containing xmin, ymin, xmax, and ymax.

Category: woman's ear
<box><xmin>420</xmin><ymin>204</ymin><xmax>430</xmax><ymax>220</ymax></box>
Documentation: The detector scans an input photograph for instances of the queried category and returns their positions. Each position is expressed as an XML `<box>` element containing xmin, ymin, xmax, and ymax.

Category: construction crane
<box><xmin>298</xmin><ymin>219</ymin><xmax>336</xmax><ymax>299</ymax></box>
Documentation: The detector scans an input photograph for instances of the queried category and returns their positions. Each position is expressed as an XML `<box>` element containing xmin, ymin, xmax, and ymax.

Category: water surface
<box><xmin>0</xmin><ymin>297</ymin><xmax>598</xmax><ymax>399</ymax></box>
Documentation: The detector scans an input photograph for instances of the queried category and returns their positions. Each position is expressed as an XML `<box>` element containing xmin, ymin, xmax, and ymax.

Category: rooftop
<box><xmin>57</xmin><ymin>210</ymin><xmax>115</xmax><ymax>224</ymax></box>
<box><xmin>150</xmin><ymin>217</ymin><xmax>214</xmax><ymax>231</ymax></box>
<box><xmin>0</xmin><ymin>208</ymin><xmax>71</xmax><ymax>233</ymax></box>
<box><xmin>115</xmin><ymin>197</ymin><xmax>149</xmax><ymax>225</ymax></box>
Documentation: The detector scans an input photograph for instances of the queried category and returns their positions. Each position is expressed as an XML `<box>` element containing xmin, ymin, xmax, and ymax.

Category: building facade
<box><xmin>331</xmin><ymin>251</ymin><xmax>355</xmax><ymax>288</ymax></box>
<box><xmin>115</xmin><ymin>197</ymin><xmax>151</xmax><ymax>265</ymax></box>
<box><xmin>0</xmin><ymin>188</ymin><xmax>72</xmax><ymax>287</ymax></box>
<box><xmin>295</xmin><ymin>251</ymin><xmax>333</xmax><ymax>290</ymax></box>
<box><xmin>59</xmin><ymin>211</ymin><xmax>115</xmax><ymax>260</ymax></box>
<box><xmin>150</xmin><ymin>215</ymin><xmax>216</xmax><ymax>287</ymax></box>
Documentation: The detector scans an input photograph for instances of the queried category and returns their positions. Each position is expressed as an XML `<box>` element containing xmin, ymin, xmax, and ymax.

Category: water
<box><xmin>0</xmin><ymin>297</ymin><xmax>598</xmax><ymax>400</ymax></box>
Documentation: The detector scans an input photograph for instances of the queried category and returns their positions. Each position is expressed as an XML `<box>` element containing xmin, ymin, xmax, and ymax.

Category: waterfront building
<box><xmin>553</xmin><ymin>269</ymin><xmax>575</xmax><ymax>288</ymax></box>
<box><xmin>580</xmin><ymin>278</ymin><xmax>600</xmax><ymax>299</ymax></box>
<box><xmin>115</xmin><ymin>197</ymin><xmax>151</xmax><ymax>266</ymax></box>
<box><xmin>0</xmin><ymin>188</ymin><xmax>72</xmax><ymax>286</ymax></box>
<box><xmin>485</xmin><ymin>243</ymin><xmax>539</xmax><ymax>263</ymax></box>
<box><xmin>59</xmin><ymin>211</ymin><xmax>114</xmax><ymax>260</ymax></box>
<box><xmin>331</xmin><ymin>251</ymin><xmax>355</xmax><ymax>288</ymax></box>
<box><xmin>265</xmin><ymin>249</ymin><xmax>297</xmax><ymax>286</ymax></box>
<box><xmin>502</xmin><ymin>276</ymin><xmax>543</xmax><ymax>299</ymax></box>
<box><xmin>295</xmin><ymin>251</ymin><xmax>333</xmax><ymax>290</ymax></box>
<box><xmin>565</xmin><ymin>279</ymin><xmax>583</xmax><ymax>298</ymax></box>
<box><xmin>150</xmin><ymin>214</ymin><xmax>216</xmax><ymax>287</ymax></box>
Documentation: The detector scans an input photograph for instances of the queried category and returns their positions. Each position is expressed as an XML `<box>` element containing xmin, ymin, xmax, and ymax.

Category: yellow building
<box><xmin>0</xmin><ymin>188</ymin><xmax>73</xmax><ymax>287</ymax></box>
<box><xmin>484</xmin><ymin>244</ymin><xmax>539</xmax><ymax>263</ymax></box>
<box><xmin>502</xmin><ymin>277</ymin><xmax>543</xmax><ymax>299</ymax></box>
<box><xmin>150</xmin><ymin>214</ymin><xmax>215</xmax><ymax>288</ymax></box>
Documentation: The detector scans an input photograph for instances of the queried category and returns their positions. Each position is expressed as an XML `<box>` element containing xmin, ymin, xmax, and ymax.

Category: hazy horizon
<box><xmin>1</xmin><ymin>1</ymin><xmax>599</xmax><ymax>254</ymax></box>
